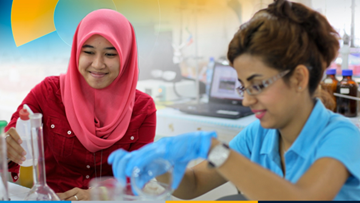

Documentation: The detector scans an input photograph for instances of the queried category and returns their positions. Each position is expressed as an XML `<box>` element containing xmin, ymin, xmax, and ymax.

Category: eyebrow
<box><xmin>246</xmin><ymin>74</ymin><xmax>262</xmax><ymax>81</ymax></box>
<box><xmin>105</xmin><ymin>47</ymin><xmax>116</xmax><ymax>50</ymax></box>
<box><xmin>82</xmin><ymin>44</ymin><xmax>116</xmax><ymax>50</ymax></box>
<box><xmin>82</xmin><ymin>45</ymin><xmax>93</xmax><ymax>48</ymax></box>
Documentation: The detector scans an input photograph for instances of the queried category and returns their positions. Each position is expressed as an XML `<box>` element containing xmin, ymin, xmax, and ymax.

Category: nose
<box><xmin>241</xmin><ymin>92</ymin><xmax>256</xmax><ymax>107</ymax></box>
<box><xmin>92</xmin><ymin>54</ymin><xmax>105</xmax><ymax>69</ymax></box>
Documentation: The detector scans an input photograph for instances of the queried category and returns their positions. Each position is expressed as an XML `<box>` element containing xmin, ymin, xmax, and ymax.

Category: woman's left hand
<box><xmin>56</xmin><ymin>187</ymin><xmax>90</xmax><ymax>201</ymax></box>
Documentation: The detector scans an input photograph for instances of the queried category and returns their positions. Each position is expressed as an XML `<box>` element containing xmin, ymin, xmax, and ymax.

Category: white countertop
<box><xmin>156</xmin><ymin>107</ymin><xmax>257</xmax><ymax>129</ymax></box>
<box><xmin>155</xmin><ymin>107</ymin><xmax>257</xmax><ymax>143</ymax></box>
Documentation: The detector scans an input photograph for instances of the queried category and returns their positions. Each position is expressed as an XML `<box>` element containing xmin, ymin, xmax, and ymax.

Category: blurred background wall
<box><xmin>0</xmin><ymin>0</ymin><xmax>359</xmax><ymax>122</ymax></box>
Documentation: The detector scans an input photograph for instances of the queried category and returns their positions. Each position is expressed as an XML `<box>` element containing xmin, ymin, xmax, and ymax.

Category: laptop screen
<box><xmin>209</xmin><ymin>63</ymin><xmax>243</xmax><ymax>101</ymax></box>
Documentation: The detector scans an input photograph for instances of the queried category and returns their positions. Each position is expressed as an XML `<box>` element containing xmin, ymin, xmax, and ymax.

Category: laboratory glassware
<box><xmin>90</xmin><ymin>158</ymin><xmax>173</xmax><ymax>201</ymax></box>
<box><xmin>320</xmin><ymin>68</ymin><xmax>339</xmax><ymax>111</ymax></box>
<box><xmin>89</xmin><ymin>177</ymin><xmax>122</xmax><ymax>200</ymax></box>
<box><xmin>336</xmin><ymin>69</ymin><xmax>358</xmax><ymax>117</ymax></box>
<box><xmin>25</xmin><ymin>113</ymin><xmax>60</xmax><ymax>200</ymax></box>
<box><xmin>131</xmin><ymin>158</ymin><xmax>173</xmax><ymax>200</ymax></box>
<box><xmin>0</xmin><ymin>120</ymin><xmax>9</xmax><ymax>201</ymax></box>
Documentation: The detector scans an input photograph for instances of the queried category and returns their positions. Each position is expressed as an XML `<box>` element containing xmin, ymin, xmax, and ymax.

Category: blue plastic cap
<box><xmin>342</xmin><ymin>69</ymin><xmax>353</xmax><ymax>76</ymax></box>
<box><xmin>326</xmin><ymin>69</ymin><xmax>336</xmax><ymax>75</ymax></box>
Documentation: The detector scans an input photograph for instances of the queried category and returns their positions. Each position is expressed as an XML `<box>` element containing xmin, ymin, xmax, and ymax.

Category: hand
<box><xmin>108</xmin><ymin>131</ymin><xmax>217</xmax><ymax>190</ymax></box>
<box><xmin>5</xmin><ymin>127</ymin><xmax>26</xmax><ymax>164</ymax></box>
<box><xmin>56</xmin><ymin>187</ymin><xmax>90</xmax><ymax>201</ymax></box>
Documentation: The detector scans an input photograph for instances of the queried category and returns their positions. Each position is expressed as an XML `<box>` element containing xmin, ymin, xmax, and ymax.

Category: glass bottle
<box><xmin>336</xmin><ymin>69</ymin><xmax>358</xmax><ymax>117</ymax></box>
<box><xmin>321</xmin><ymin>68</ymin><xmax>339</xmax><ymax>110</ymax></box>
<box><xmin>0</xmin><ymin>120</ymin><xmax>9</xmax><ymax>201</ymax></box>
<box><xmin>25</xmin><ymin>113</ymin><xmax>60</xmax><ymax>200</ymax></box>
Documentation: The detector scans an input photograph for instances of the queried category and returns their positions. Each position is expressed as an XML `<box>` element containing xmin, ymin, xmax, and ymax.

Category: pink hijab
<box><xmin>60</xmin><ymin>9</ymin><xmax>138</xmax><ymax>152</ymax></box>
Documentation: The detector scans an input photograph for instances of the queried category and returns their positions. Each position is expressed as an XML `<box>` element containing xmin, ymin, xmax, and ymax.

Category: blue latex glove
<box><xmin>108</xmin><ymin>131</ymin><xmax>217</xmax><ymax>190</ymax></box>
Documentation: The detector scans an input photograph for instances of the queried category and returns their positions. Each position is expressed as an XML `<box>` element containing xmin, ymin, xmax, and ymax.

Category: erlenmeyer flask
<box><xmin>0</xmin><ymin>120</ymin><xmax>9</xmax><ymax>201</ymax></box>
<box><xmin>25</xmin><ymin>113</ymin><xmax>59</xmax><ymax>200</ymax></box>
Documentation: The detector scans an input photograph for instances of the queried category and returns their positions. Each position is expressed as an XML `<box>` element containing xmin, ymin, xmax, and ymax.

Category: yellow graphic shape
<box><xmin>11</xmin><ymin>0</ymin><xmax>59</xmax><ymax>47</ymax></box>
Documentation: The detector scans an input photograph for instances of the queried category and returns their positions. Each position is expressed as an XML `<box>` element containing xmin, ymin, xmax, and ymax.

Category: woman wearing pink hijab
<box><xmin>4</xmin><ymin>9</ymin><xmax>156</xmax><ymax>200</ymax></box>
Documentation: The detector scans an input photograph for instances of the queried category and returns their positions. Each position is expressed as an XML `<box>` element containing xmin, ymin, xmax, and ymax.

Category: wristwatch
<box><xmin>207</xmin><ymin>143</ymin><xmax>231</xmax><ymax>168</ymax></box>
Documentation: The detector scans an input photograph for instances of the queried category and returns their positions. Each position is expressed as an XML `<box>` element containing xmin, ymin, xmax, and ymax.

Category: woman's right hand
<box><xmin>5</xmin><ymin>127</ymin><xmax>26</xmax><ymax>164</ymax></box>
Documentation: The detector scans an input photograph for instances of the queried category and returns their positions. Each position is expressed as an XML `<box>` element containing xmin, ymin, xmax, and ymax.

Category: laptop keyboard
<box><xmin>199</xmin><ymin>103</ymin><xmax>249</xmax><ymax>112</ymax></box>
<box><xmin>169</xmin><ymin>102</ymin><xmax>253</xmax><ymax>119</ymax></box>
<box><xmin>185</xmin><ymin>103</ymin><xmax>252</xmax><ymax>115</ymax></box>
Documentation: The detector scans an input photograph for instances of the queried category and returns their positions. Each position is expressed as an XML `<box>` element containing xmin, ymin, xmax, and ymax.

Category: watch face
<box><xmin>208</xmin><ymin>143</ymin><xmax>230</xmax><ymax>168</ymax></box>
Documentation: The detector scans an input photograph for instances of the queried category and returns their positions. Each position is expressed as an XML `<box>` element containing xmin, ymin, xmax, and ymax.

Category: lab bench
<box><xmin>155</xmin><ymin>107</ymin><xmax>257</xmax><ymax>143</ymax></box>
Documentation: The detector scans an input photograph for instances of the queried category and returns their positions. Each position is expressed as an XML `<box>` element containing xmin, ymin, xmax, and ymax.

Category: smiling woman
<box><xmin>78</xmin><ymin>35</ymin><xmax>120</xmax><ymax>89</ymax></box>
<box><xmin>4</xmin><ymin>9</ymin><xmax>157</xmax><ymax>201</ymax></box>
<box><xmin>108</xmin><ymin>0</ymin><xmax>360</xmax><ymax>200</ymax></box>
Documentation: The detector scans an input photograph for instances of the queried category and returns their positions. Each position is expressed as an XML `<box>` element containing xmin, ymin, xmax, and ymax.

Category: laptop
<box><xmin>171</xmin><ymin>62</ymin><xmax>253</xmax><ymax>119</ymax></box>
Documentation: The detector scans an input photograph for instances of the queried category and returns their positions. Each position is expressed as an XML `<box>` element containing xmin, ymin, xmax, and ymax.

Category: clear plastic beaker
<box><xmin>25</xmin><ymin>113</ymin><xmax>60</xmax><ymax>201</ymax></box>
<box><xmin>89</xmin><ymin>177</ymin><xmax>122</xmax><ymax>201</ymax></box>
<box><xmin>131</xmin><ymin>158</ymin><xmax>173</xmax><ymax>200</ymax></box>
<box><xmin>0</xmin><ymin>120</ymin><xmax>9</xmax><ymax>201</ymax></box>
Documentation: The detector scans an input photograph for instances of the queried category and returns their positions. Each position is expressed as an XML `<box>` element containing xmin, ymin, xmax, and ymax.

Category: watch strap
<box><xmin>208</xmin><ymin>143</ymin><xmax>230</xmax><ymax>168</ymax></box>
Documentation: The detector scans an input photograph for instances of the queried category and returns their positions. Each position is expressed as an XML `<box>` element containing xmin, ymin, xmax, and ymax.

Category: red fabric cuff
<box><xmin>8</xmin><ymin>161</ymin><xmax>20</xmax><ymax>182</ymax></box>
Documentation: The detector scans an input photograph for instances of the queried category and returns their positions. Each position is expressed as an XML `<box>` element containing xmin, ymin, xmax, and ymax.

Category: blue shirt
<box><xmin>229</xmin><ymin>99</ymin><xmax>360</xmax><ymax>200</ymax></box>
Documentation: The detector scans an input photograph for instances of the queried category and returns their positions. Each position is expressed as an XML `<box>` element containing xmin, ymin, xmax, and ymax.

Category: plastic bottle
<box><xmin>206</xmin><ymin>57</ymin><xmax>215</xmax><ymax>96</ymax></box>
<box><xmin>320</xmin><ymin>68</ymin><xmax>339</xmax><ymax>111</ymax></box>
<box><xmin>336</xmin><ymin>69</ymin><xmax>358</xmax><ymax>117</ymax></box>
<box><xmin>16</xmin><ymin>108</ymin><xmax>33</xmax><ymax>166</ymax></box>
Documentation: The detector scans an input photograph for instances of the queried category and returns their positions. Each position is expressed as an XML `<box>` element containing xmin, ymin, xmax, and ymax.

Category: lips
<box><xmin>252</xmin><ymin>109</ymin><xmax>266</xmax><ymax>119</ymax></box>
<box><xmin>89</xmin><ymin>71</ymin><xmax>107</xmax><ymax>78</ymax></box>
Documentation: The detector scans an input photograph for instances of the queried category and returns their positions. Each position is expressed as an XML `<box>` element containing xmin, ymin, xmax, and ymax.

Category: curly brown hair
<box><xmin>227</xmin><ymin>0</ymin><xmax>339</xmax><ymax>95</ymax></box>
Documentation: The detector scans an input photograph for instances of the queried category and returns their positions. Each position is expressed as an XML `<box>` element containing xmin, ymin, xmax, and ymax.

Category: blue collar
<box><xmin>260</xmin><ymin>99</ymin><xmax>330</xmax><ymax>159</ymax></box>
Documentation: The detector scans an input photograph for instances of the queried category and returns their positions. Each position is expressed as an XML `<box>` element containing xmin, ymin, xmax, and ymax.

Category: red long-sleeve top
<box><xmin>5</xmin><ymin>76</ymin><xmax>156</xmax><ymax>192</ymax></box>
